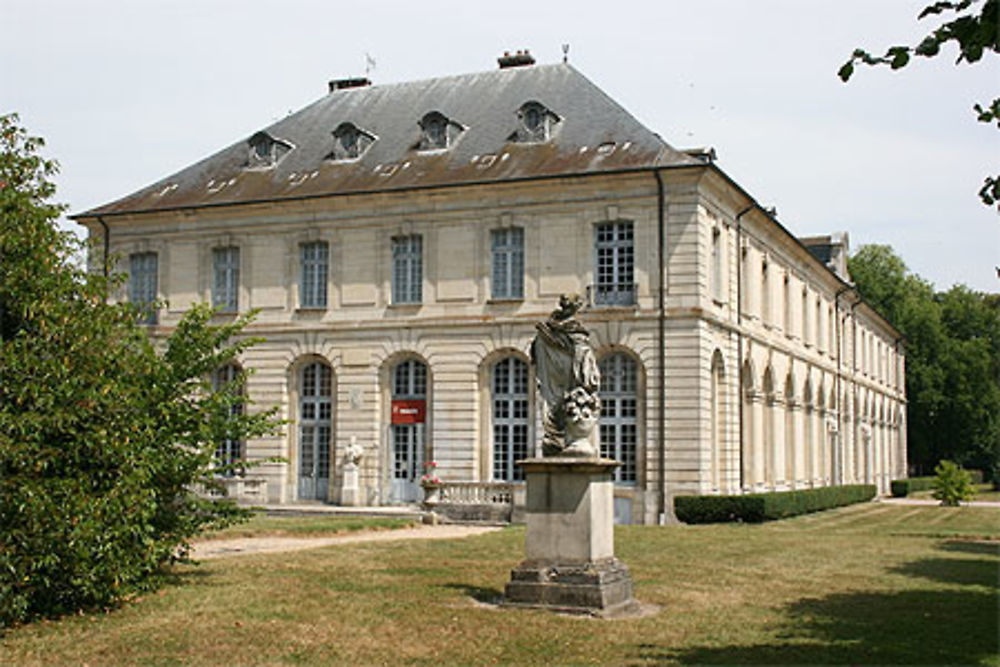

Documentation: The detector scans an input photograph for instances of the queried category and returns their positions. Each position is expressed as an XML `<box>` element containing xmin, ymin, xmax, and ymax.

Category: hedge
<box><xmin>674</xmin><ymin>485</ymin><xmax>877</xmax><ymax>524</ymax></box>
<box><xmin>891</xmin><ymin>469</ymin><xmax>983</xmax><ymax>497</ymax></box>
<box><xmin>890</xmin><ymin>477</ymin><xmax>935</xmax><ymax>497</ymax></box>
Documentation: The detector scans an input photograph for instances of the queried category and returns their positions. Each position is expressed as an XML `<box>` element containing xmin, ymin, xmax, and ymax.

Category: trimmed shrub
<box><xmin>890</xmin><ymin>477</ymin><xmax>936</xmax><ymax>497</ymax></box>
<box><xmin>674</xmin><ymin>485</ymin><xmax>877</xmax><ymax>524</ymax></box>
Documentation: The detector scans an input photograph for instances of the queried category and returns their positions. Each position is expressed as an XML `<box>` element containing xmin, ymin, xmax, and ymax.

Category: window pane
<box><xmin>491</xmin><ymin>357</ymin><xmax>529</xmax><ymax>481</ymax></box>
<box><xmin>300</xmin><ymin>362</ymin><xmax>333</xmax><ymax>484</ymax></box>
<box><xmin>213</xmin><ymin>247</ymin><xmax>239</xmax><ymax>311</ymax></box>
<box><xmin>598</xmin><ymin>353</ymin><xmax>638</xmax><ymax>483</ymax></box>
<box><xmin>491</xmin><ymin>228</ymin><xmax>524</xmax><ymax>300</ymax></box>
<box><xmin>300</xmin><ymin>241</ymin><xmax>328</xmax><ymax>308</ymax></box>
<box><xmin>129</xmin><ymin>252</ymin><xmax>158</xmax><ymax>324</ymax></box>
<box><xmin>593</xmin><ymin>222</ymin><xmax>635</xmax><ymax>306</ymax></box>
<box><xmin>392</xmin><ymin>235</ymin><xmax>422</xmax><ymax>304</ymax></box>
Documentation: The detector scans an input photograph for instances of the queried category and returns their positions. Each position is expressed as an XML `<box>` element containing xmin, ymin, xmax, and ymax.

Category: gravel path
<box><xmin>191</xmin><ymin>524</ymin><xmax>502</xmax><ymax>560</ymax></box>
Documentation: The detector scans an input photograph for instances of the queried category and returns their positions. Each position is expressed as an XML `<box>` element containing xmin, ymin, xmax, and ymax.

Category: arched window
<box><xmin>599</xmin><ymin>353</ymin><xmax>638</xmax><ymax>483</ymax></box>
<box><xmin>213</xmin><ymin>363</ymin><xmax>244</xmax><ymax>477</ymax></box>
<box><xmin>299</xmin><ymin>361</ymin><xmax>332</xmax><ymax>501</ymax></box>
<box><xmin>418</xmin><ymin>111</ymin><xmax>461</xmax><ymax>150</ymax></box>
<box><xmin>741</xmin><ymin>361</ymin><xmax>755</xmax><ymax>488</ymax></box>
<box><xmin>390</xmin><ymin>359</ymin><xmax>428</xmax><ymax>502</ymax></box>
<box><xmin>803</xmin><ymin>378</ymin><xmax>814</xmax><ymax>485</ymax></box>
<box><xmin>491</xmin><ymin>357</ymin><xmax>529</xmax><ymax>481</ymax></box>
<box><xmin>784</xmin><ymin>374</ymin><xmax>796</xmax><ymax>485</ymax></box>
<box><xmin>710</xmin><ymin>351</ymin><xmax>726</xmax><ymax>491</ymax></box>
<box><xmin>762</xmin><ymin>366</ymin><xmax>775</xmax><ymax>486</ymax></box>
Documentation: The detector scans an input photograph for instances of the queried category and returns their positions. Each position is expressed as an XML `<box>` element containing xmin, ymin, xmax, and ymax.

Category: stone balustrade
<box><xmin>440</xmin><ymin>481</ymin><xmax>514</xmax><ymax>505</ymax></box>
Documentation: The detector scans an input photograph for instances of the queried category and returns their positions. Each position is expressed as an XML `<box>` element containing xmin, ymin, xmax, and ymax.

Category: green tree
<box><xmin>849</xmin><ymin>245</ymin><xmax>1000</xmax><ymax>477</ymax></box>
<box><xmin>932</xmin><ymin>459</ymin><xmax>976</xmax><ymax>505</ymax></box>
<box><xmin>0</xmin><ymin>113</ymin><xmax>280</xmax><ymax>627</ymax></box>
<box><xmin>839</xmin><ymin>0</ymin><xmax>1000</xmax><ymax>209</ymax></box>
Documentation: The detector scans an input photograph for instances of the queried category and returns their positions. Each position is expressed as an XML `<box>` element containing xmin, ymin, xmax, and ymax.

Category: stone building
<box><xmin>73</xmin><ymin>54</ymin><xmax>906</xmax><ymax>523</ymax></box>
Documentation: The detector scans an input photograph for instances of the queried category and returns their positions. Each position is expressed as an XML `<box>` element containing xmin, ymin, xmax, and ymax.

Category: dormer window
<box><xmin>417</xmin><ymin>111</ymin><xmax>462</xmax><ymax>151</ymax></box>
<box><xmin>247</xmin><ymin>131</ymin><xmax>292</xmax><ymax>169</ymax></box>
<box><xmin>510</xmin><ymin>101</ymin><xmax>559</xmax><ymax>143</ymax></box>
<box><xmin>328</xmin><ymin>122</ymin><xmax>375</xmax><ymax>161</ymax></box>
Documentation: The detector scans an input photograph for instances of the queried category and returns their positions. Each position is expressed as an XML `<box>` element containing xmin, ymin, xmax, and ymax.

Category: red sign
<box><xmin>391</xmin><ymin>400</ymin><xmax>426</xmax><ymax>424</ymax></box>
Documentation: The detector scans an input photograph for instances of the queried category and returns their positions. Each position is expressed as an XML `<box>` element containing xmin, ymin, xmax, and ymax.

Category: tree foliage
<box><xmin>0</xmin><ymin>113</ymin><xmax>281</xmax><ymax>627</ymax></box>
<box><xmin>839</xmin><ymin>0</ymin><xmax>1000</xmax><ymax>209</ymax></box>
<box><xmin>849</xmin><ymin>245</ymin><xmax>1000</xmax><ymax>478</ymax></box>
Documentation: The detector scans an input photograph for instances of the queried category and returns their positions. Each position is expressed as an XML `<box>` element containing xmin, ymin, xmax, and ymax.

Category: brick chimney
<box><xmin>498</xmin><ymin>50</ymin><xmax>536</xmax><ymax>69</ymax></box>
<box><xmin>328</xmin><ymin>77</ymin><xmax>372</xmax><ymax>93</ymax></box>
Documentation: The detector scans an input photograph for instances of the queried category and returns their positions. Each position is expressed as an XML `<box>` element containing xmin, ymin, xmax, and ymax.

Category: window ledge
<box><xmin>487</xmin><ymin>297</ymin><xmax>524</xmax><ymax>305</ymax></box>
<box><xmin>294</xmin><ymin>308</ymin><xmax>327</xmax><ymax>322</ymax></box>
<box><xmin>589</xmin><ymin>302</ymin><xmax>639</xmax><ymax>311</ymax></box>
<box><xmin>388</xmin><ymin>302</ymin><xmax>422</xmax><ymax>309</ymax></box>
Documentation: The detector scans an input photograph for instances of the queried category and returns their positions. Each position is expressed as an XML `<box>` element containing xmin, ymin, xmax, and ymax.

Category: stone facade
<box><xmin>74</xmin><ymin>62</ymin><xmax>905</xmax><ymax>523</ymax></box>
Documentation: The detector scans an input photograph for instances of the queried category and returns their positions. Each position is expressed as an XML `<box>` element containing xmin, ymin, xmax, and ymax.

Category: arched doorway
<box><xmin>389</xmin><ymin>358</ymin><xmax>428</xmax><ymax>503</ymax></box>
<box><xmin>491</xmin><ymin>356</ymin><xmax>530</xmax><ymax>482</ymax></box>
<box><xmin>298</xmin><ymin>360</ymin><xmax>333</xmax><ymax>501</ymax></box>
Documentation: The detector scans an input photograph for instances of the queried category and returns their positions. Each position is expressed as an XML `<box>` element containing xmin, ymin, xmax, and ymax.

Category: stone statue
<box><xmin>344</xmin><ymin>436</ymin><xmax>364</xmax><ymax>466</ymax></box>
<box><xmin>340</xmin><ymin>436</ymin><xmax>363</xmax><ymax>506</ymax></box>
<box><xmin>531</xmin><ymin>294</ymin><xmax>601</xmax><ymax>457</ymax></box>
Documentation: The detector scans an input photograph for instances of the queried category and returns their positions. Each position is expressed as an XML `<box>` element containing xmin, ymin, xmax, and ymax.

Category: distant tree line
<box><xmin>849</xmin><ymin>245</ymin><xmax>1000</xmax><ymax>478</ymax></box>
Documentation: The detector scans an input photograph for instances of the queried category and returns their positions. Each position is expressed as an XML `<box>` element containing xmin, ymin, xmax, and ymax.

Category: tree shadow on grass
<box><xmin>161</xmin><ymin>565</ymin><xmax>219</xmax><ymax>589</ymax></box>
<box><xmin>634</xmin><ymin>588</ymin><xmax>998</xmax><ymax>665</ymax></box>
<box><xmin>440</xmin><ymin>582</ymin><xmax>504</xmax><ymax>605</ymax></box>
<box><xmin>939</xmin><ymin>539</ymin><xmax>1000</xmax><ymax>557</ymax></box>
<box><xmin>890</xmin><ymin>557</ymin><xmax>1000</xmax><ymax>588</ymax></box>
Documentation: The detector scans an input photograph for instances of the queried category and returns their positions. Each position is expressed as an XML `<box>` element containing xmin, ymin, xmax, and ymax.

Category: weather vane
<box><xmin>365</xmin><ymin>53</ymin><xmax>376</xmax><ymax>77</ymax></box>
<box><xmin>562</xmin><ymin>44</ymin><xmax>570</xmax><ymax>63</ymax></box>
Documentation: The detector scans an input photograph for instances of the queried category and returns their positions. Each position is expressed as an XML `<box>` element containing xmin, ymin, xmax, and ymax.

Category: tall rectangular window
<box><xmin>491</xmin><ymin>227</ymin><xmax>524</xmax><ymax>300</ymax></box>
<box><xmin>392</xmin><ymin>235</ymin><xmax>422</xmax><ymax>304</ymax></box>
<box><xmin>761</xmin><ymin>261</ymin><xmax>770</xmax><ymax>325</ymax></box>
<box><xmin>129</xmin><ymin>252</ymin><xmax>158</xmax><ymax>325</ymax></box>
<box><xmin>801</xmin><ymin>289</ymin><xmax>810</xmax><ymax>346</ymax></box>
<box><xmin>300</xmin><ymin>241</ymin><xmax>329</xmax><ymax>308</ymax></box>
<box><xmin>213</xmin><ymin>246</ymin><xmax>240</xmax><ymax>312</ymax></box>
<box><xmin>711</xmin><ymin>227</ymin><xmax>723</xmax><ymax>302</ymax></box>
<box><xmin>594</xmin><ymin>221</ymin><xmax>635</xmax><ymax>306</ymax></box>
<box><xmin>816</xmin><ymin>299</ymin><xmax>824</xmax><ymax>351</ymax></box>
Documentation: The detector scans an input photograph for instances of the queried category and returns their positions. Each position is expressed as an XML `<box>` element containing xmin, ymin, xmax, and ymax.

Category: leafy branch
<box><xmin>838</xmin><ymin>0</ymin><xmax>999</xmax><ymax>209</ymax></box>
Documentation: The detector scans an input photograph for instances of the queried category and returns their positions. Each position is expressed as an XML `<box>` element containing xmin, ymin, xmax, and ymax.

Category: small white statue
<box><xmin>345</xmin><ymin>436</ymin><xmax>363</xmax><ymax>466</ymax></box>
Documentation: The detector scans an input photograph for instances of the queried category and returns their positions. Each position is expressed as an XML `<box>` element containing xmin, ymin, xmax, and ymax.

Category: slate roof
<box><xmin>75</xmin><ymin>63</ymin><xmax>699</xmax><ymax>218</ymax></box>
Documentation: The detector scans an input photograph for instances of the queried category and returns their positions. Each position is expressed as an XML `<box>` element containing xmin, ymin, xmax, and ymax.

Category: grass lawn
<box><xmin>2</xmin><ymin>503</ymin><xmax>997</xmax><ymax>665</ymax></box>
<box><xmin>911</xmin><ymin>482</ymin><xmax>1000</xmax><ymax>503</ymax></box>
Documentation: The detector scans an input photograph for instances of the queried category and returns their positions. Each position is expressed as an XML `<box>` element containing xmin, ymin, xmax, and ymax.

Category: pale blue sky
<box><xmin>4</xmin><ymin>0</ymin><xmax>997</xmax><ymax>291</ymax></box>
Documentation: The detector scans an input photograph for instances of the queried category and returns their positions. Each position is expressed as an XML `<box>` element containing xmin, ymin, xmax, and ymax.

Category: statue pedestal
<box><xmin>340</xmin><ymin>462</ymin><xmax>361</xmax><ymax>506</ymax></box>
<box><xmin>503</xmin><ymin>457</ymin><xmax>639</xmax><ymax>617</ymax></box>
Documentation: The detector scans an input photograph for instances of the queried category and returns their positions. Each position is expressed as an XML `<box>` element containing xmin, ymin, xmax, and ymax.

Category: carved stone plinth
<box><xmin>340</xmin><ymin>462</ymin><xmax>361</xmax><ymax>506</ymax></box>
<box><xmin>503</xmin><ymin>457</ymin><xmax>639</xmax><ymax>617</ymax></box>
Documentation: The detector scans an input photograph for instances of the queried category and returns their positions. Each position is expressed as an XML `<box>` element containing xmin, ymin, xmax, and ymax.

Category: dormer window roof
<box><xmin>328</xmin><ymin>122</ymin><xmax>376</xmax><ymax>161</ymax></box>
<box><xmin>417</xmin><ymin>111</ymin><xmax>463</xmax><ymax>151</ymax></box>
<box><xmin>246</xmin><ymin>131</ymin><xmax>293</xmax><ymax>169</ymax></box>
<box><xmin>510</xmin><ymin>101</ymin><xmax>560</xmax><ymax>143</ymax></box>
